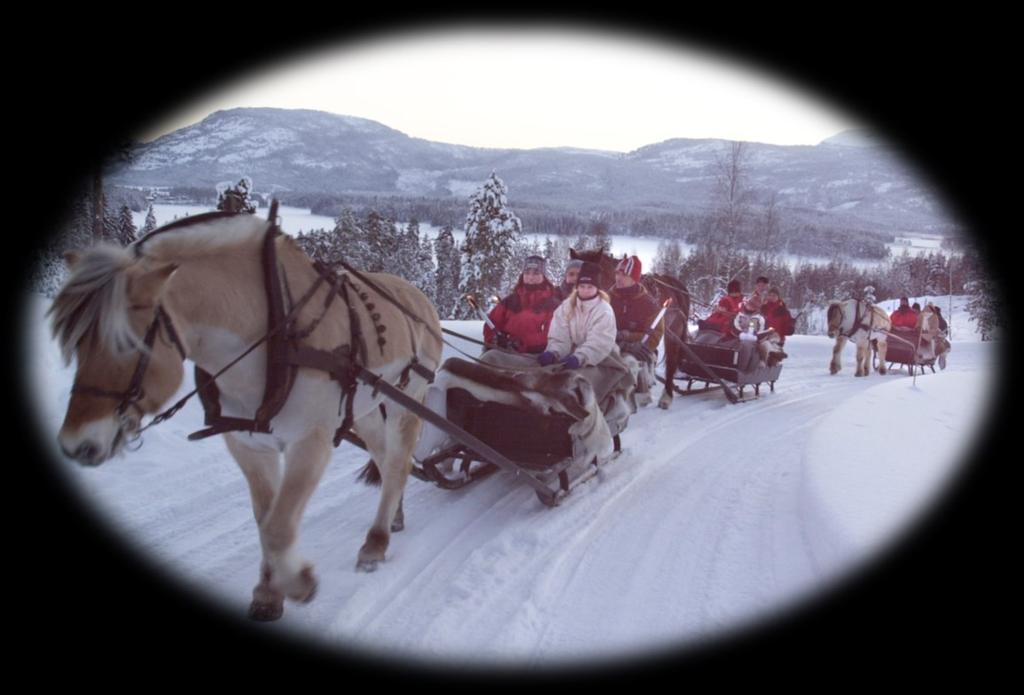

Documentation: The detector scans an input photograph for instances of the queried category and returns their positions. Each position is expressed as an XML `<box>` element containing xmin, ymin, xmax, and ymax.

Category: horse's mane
<box><xmin>48</xmin><ymin>243</ymin><xmax>141</xmax><ymax>366</ymax></box>
<box><xmin>49</xmin><ymin>214</ymin><xmax>272</xmax><ymax>366</ymax></box>
<box><xmin>135</xmin><ymin>212</ymin><xmax>270</xmax><ymax>263</ymax></box>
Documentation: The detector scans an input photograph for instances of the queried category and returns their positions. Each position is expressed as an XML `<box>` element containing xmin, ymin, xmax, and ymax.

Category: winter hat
<box><xmin>577</xmin><ymin>261</ymin><xmax>603</xmax><ymax>288</ymax></box>
<box><xmin>565</xmin><ymin>259</ymin><xmax>583</xmax><ymax>273</ymax></box>
<box><xmin>727</xmin><ymin>280</ymin><xmax>742</xmax><ymax>294</ymax></box>
<box><xmin>523</xmin><ymin>255</ymin><xmax>546</xmax><ymax>274</ymax></box>
<box><xmin>616</xmin><ymin>256</ymin><xmax>642</xmax><ymax>283</ymax></box>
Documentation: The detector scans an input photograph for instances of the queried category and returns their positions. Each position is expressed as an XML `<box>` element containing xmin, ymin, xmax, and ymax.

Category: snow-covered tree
<box><xmin>115</xmin><ymin>204</ymin><xmax>137</xmax><ymax>246</ymax></box>
<box><xmin>216</xmin><ymin>177</ymin><xmax>257</xmax><ymax>213</ymax></box>
<box><xmin>653</xmin><ymin>239</ymin><xmax>685</xmax><ymax>276</ymax></box>
<box><xmin>415</xmin><ymin>231</ymin><xmax>437</xmax><ymax>301</ymax></box>
<box><xmin>332</xmin><ymin>207</ymin><xmax>371</xmax><ymax>269</ymax></box>
<box><xmin>458</xmin><ymin>172</ymin><xmax>523</xmax><ymax>317</ymax></box>
<box><xmin>389</xmin><ymin>218</ymin><xmax>421</xmax><ymax>280</ymax></box>
<box><xmin>141</xmin><ymin>204</ymin><xmax>158</xmax><ymax>236</ymax></box>
<box><xmin>433</xmin><ymin>225</ymin><xmax>460</xmax><ymax>319</ymax></box>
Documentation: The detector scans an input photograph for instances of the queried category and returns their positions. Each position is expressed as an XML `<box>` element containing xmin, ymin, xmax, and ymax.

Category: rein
<box><xmin>71</xmin><ymin>306</ymin><xmax>186</xmax><ymax>419</ymax></box>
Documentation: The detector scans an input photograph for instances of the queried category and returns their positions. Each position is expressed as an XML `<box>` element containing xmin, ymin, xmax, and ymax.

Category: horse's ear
<box><xmin>569</xmin><ymin>248</ymin><xmax>579</xmax><ymax>260</ymax></box>
<box><xmin>63</xmin><ymin>250</ymin><xmax>82</xmax><ymax>270</ymax></box>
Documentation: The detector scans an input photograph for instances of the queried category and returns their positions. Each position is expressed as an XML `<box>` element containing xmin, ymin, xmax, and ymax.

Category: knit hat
<box><xmin>523</xmin><ymin>255</ymin><xmax>546</xmax><ymax>274</ymax></box>
<box><xmin>727</xmin><ymin>280</ymin><xmax>742</xmax><ymax>294</ymax></box>
<box><xmin>577</xmin><ymin>261</ymin><xmax>603</xmax><ymax>288</ymax></box>
<box><xmin>616</xmin><ymin>255</ymin><xmax>642</xmax><ymax>283</ymax></box>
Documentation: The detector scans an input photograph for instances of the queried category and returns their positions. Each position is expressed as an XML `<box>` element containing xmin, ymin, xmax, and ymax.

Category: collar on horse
<box><xmin>843</xmin><ymin>298</ymin><xmax>875</xmax><ymax>339</ymax></box>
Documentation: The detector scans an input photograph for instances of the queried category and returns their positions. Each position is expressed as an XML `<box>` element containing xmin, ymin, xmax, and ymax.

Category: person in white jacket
<box><xmin>538</xmin><ymin>261</ymin><xmax>618</xmax><ymax>370</ymax></box>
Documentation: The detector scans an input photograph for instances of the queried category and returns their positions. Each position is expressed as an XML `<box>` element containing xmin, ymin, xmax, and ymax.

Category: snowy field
<box><xmin>24</xmin><ymin>291</ymin><xmax>998</xmax><ymax>670</ymax></box>
<box><xmin>133</xmin><ymin>204</ymin><xmax>951</xmax><ymax>275</ymax></box>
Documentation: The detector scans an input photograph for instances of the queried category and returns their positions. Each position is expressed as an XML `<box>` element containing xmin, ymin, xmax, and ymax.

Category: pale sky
<box><xmin>139</xmin><ymin>26</ymin><xmax>859</xmax><ymax>152</ymax></box>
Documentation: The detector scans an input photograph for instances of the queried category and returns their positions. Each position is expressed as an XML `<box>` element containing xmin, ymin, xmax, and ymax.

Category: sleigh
<box><xmin>675</xmin><ymin>342</ymin><xmax>783</xmax><ymax>398</ymax></box>
<box><xmin>400</xmin><ymin>358</ymin><xmax>626</xmax><ymax>506</ymax></box>
<box><xmin>878</xmin><ymin>329</ymin><xmax>938</xmax><ymax>376</ymax></box>
<box><xmin>410</xmin><ymin>386</ymin><xmax>622</xmax><ymax>505</ymax></box>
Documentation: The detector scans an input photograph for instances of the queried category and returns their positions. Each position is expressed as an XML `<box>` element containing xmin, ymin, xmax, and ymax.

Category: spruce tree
<box><xmin>458</xmin><ymin>172</ymin><xmax>523</xmax><ymax>317</ymax></box>
<box><xmin>216</xmin><ymin>177</ymin><xmax>257</xmax><ymax>213</ymax></box>
<box><xmin>141</xmin><ymin>204</ymin><xmax>158</xmax><ymax>236</ymax></box>
<box><xmin>115</xmin><ymin>204</ymin><xmax>137</xmax><ymax>246</ymax></box>
<box><xmin>433</xmin><ymin>225</ymin><xmax>460</xmax><ymax>319</ymax></box>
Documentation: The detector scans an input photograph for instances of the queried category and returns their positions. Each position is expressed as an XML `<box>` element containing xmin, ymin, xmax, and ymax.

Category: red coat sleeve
<box><xmin>483</xmin><ymin>303</ymin><xmax>509</xmax><ymax>343</ymax></box>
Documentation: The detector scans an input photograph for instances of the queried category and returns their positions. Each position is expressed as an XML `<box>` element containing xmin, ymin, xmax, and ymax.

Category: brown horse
<box><xmin>569</xmin><ymin>247</ymin><xmax>691</xmax><ymax>409</ymax></box>
<box><xmin>49</xmin><ymin>211</ymin><xmax>442</xmax><ymax>621</ymax></box>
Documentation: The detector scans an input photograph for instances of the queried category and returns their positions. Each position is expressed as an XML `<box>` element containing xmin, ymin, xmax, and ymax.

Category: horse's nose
<box><xmin>60</xmin><ymin>439</ymin><xmax>103</xmax><ymax>467</ymax></box>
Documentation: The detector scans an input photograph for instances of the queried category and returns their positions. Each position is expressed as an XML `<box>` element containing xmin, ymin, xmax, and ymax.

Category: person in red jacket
<box><xmin>761</xmin><ymin>287</ymin><xmax>795</xmax><ymax>345</ymax></box>
<box><xmin>697</xmin><ymin>279</ymin><xmax>745</xmax><ymax>340</ymax></box>
<box><xmin>890</xmin><ymin>296</ymin><xmax>918</xmax><ymax>329</ymax></box>
<box><xmin>483</xmin><ymin>255</ymin><xmax>561</xmax><ymax>354</ymax></box>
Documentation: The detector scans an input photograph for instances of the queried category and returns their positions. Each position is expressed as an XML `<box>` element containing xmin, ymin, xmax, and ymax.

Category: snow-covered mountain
<box><xmin>112</xmin><ymin>108</ymin><xmax>955</xmax><ymax>233</ymax></box>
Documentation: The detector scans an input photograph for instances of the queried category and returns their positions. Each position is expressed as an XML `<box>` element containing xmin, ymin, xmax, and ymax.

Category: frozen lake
<box><xmin>133</xmin><ymin>204</ymin><xmax>952</xmax><ymax>274</ymax></box>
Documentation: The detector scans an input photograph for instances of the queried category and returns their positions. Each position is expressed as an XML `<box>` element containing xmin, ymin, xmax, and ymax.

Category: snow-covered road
<box><xmin>24</xmin><ymin>296</ymin><xmax>996</xmax><ymax>670</ymax></box>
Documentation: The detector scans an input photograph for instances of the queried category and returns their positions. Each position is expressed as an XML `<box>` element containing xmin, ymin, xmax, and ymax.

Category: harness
<box><xmin>71</xmin><ymin>306</ymin><xmax>187</xmax><ymax>419</ymax></box>
<box><xmin>840</xmin><ymin>299</ymin><xmax>875</xmax><ymax>339</ymax></box>
<box><xmin>96</xmin><ymin>203</ymin><xmax>435</xmax><ymax>449</ymax></box>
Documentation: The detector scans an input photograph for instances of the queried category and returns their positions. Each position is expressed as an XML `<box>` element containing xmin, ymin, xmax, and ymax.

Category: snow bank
<box><xmin>800</xmin><ymin>370</ymin><xmax>992</xmax><ymax>576</ymax></box>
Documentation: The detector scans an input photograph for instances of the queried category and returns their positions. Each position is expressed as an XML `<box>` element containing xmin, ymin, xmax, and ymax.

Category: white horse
<box><xmin>49</xmin><ymin>212</ymin><xmax>442</xmax><ymax>621</ymax></box>
<box><xmin>826</xmin><ymin>298</ymin><xmax>891</xmax><ymax>376</ymax></box>
<box><xmin>916</xmin><ymin>304</ymin><xmax>952</xmax><ymax>369</ymax></box>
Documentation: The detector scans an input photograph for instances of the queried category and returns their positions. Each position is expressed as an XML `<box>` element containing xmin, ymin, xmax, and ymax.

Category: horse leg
<box><xmin>658</xmin><ymin>337</ymin><xmax>677</xmax><ymax>410</ymax></box>
<box><xmin>356</xmin><ymin>406</ymin><xmax>422</xmax><ymax>572</ymax></box>
<box><xmin>876</xmin><ymin>340</ymin><xmax>888</xmax><ymax>375</ymax></box>
<box><xmin>223</xmin><ymin>434</ymin><xmax>287</xmax><ymax>621</ymax></box>
<box><xmin>830</xmin><ymin>336</ymin><xmax>847</xmax><ymax>375</ymax></box>
<box><xmin>245</xmin><ymin>426</ymin><xmax>332</xmax><ymax>618</ymax></box>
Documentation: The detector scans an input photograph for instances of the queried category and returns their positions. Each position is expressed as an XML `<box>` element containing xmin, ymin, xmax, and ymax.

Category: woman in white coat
<box><xmin>537</xmin><ymin>261</ymin><xmax>618</xmax><ymax>371</ymax></box>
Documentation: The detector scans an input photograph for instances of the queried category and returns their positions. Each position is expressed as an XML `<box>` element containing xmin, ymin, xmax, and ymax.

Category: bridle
<box><xmin>70</xmin><ymin>306</ymin><xmax>187</xmax><ymax>421</ymax></box>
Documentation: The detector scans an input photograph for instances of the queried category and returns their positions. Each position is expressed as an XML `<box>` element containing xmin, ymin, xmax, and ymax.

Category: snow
<box><xmin>24</xmin><ymin>286</ymin><xmax>998</xmax><ymax>668</ymax></box>
<box><xmin>802</xmin><ymin>370</ymin><xmax>992</xmax><ymax>574</ymax></box>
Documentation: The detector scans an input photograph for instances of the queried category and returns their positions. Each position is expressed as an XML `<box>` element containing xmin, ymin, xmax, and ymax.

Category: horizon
<box><xmin>137</xmin><ymin>27</ymin><xmax>860</xmax><ymax>151</ymax></box>
<box><xmin>142</xmin><ymin>105</ymin><xmax>857</xmax><ymax>153</ymax></box>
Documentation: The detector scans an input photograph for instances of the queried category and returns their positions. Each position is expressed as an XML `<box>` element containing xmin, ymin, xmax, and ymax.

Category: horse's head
<box><xmin>50</xmin><ymin>246</ymin><xmax>186</xmax><ymax>466</ymax></box>
<box><xmin>917</xmin><ymin>305</ymin><xmax>936</xmax><ymax>332</ymax></box>
<box><xmin>826</xmin><ymin>301</ymin><xmax>845</xmax><ymax>338</ymax></box>
<box><xmin>568</xmin><ymin>247</ymin><xmax>618</xmax><ymax>291</ymax></box>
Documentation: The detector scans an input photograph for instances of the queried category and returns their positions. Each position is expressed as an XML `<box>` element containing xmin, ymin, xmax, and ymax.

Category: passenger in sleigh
<box><xmin>693</xmin><ymin>288</ymin><xmax>764</xmax><ymax>372</ymax></box>
<box><xmin>483</xmin><ymin>255</ymin><xmax>561</xmax><ymax>354</ymax></box>
<box><xmin>889</xmin><ymin>296</ymin><xmax>919</xmax><ymax>332</ymax></box>
<box><xmin>694</xmin><ymin>279</ymin><xmax>744</xmax><ymax>342</ymax></box>
<box><xmin>610</xmin><ymin>255</ymin><xmax>664</xmax><ymax>407</ymax></box>
<box><xmin>537</xmin><ymin>261</ymin><xmax>637</xmax><ymax>436</ymax></box>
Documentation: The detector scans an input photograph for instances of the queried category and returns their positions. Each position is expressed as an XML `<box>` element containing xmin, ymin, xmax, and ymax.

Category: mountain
<box><xmin>111</xmin><ymin>108</ymin><xmax>957</xmax><ymax>234</ymax></box>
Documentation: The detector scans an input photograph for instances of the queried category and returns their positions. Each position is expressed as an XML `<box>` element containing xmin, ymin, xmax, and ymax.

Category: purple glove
<box><xmin>560</xmin><ymin>354</ymin><xmax>581</xmax><ymax>370</ymax></box>
<box><xmin>538</xmin><ymin>351</ymin><xmax>558</xmax><ymax>366</ymax></box>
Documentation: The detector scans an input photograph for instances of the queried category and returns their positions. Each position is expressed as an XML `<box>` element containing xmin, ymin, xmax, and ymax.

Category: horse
<box><xmin>49</xmin><ymin>210</ymin><xmax>443</xmax><ymax>622</ymax></box>
<box><xmin>915</xmin><ymin>304</ymin><xmax>951</xmax><ymax>369</ymax></box>
<box><xmin>826</xmin><ymin>298</ymin><xmax>891</xmax><ymax>376</ymax></box>
<box><xmin>569</xmin><ymin>247</ymin><xmax>691</xmax><ymax>409</ymax></box>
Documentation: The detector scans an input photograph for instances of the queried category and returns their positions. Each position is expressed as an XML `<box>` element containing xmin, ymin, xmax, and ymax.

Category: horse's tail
<box><xmin>356</xmin><ymin>460</ymin><xmax>382</xmax><ymax>486</ymax></box>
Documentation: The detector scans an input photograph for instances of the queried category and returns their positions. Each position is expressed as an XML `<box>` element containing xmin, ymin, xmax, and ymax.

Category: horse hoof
<box><xmin>390</xmin><ymin>520</ymin><xmax>404</xmax><ymax>533</ymax></box>
<box><xmin>287</xmin><ymin>565</ymin><xmax>318</xmax><ymax>603</ymax></box>
<box><xmin>356</xmin><ymin>559</ymin><xmax>380</xmax><ymax>573</ymax></box>
<box><xmin>248</xmin><ymin>600</ymin><xmax>284</xmax><ymax>622</ymax></box>
<box><xmin>658</xmin><ymin>401</ymin><xmax>670</xmax><ymax>410</ymax></box>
